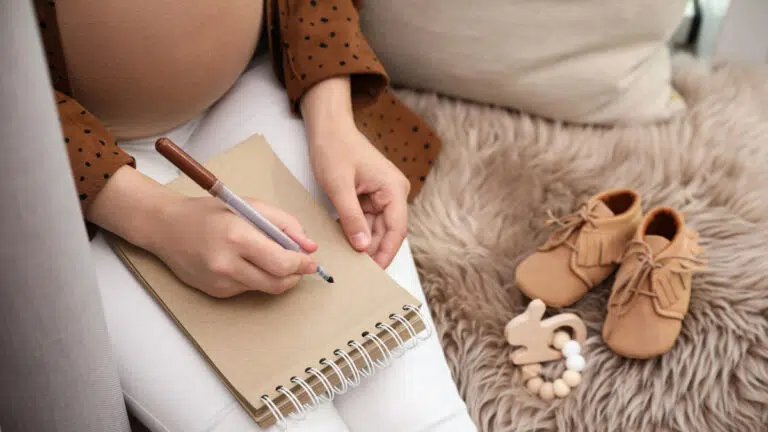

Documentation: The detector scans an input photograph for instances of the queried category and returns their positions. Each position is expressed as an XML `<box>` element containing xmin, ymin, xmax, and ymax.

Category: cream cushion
<box><xmin>359</xmin><ymin>0</ymin><xmax>688</xmax><ymax>125</ymax></box>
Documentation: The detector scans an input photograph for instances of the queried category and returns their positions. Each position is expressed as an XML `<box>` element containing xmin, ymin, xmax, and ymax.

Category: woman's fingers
<box><xmin>371</xmin><ymin>190</ymin><xmax>408</xmax><ymax>268</ymax></box>
<box><xmin>229</xmin><ymin>258</ymin><xmax>302</xmax><ymax>295</ymax></box>
<box><xmin>364</xmin><ymin>212</ymin><xmax>376</xmax><ymax>231</ymax></box>
<box><xmin>322</xmin><ymin>175</ymin><xmax>371</xmax><ymax>251</ymax></box>
<box><xmin>360</xmin><ymin>194</ymin><xmax>378</xmax><ymax>214</ymax></box>
<box><xmin>247</xmin><ymin>236</ymin><xmax>318</xmax><ymax>277</ymax></box>
<box><xmin>223</xmin><ymin>217</ymin><xmax>317</xmax><ymax>278</ymax></box>
<box><xmin>367</xmin><ymin>214</ymin><xmax>386</xmax><ymax>257</ymax></box>
<box><xmin>246</xmin><ymin>198</ymin><xmax>318</xmax><ymax>252</ymax></box>
<box><xmin>206</xmin><ymin>258</ymin><xmax>302</xmax><ymax>297</ymax></box>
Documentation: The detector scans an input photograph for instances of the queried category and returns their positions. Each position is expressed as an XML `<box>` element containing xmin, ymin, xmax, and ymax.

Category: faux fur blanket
<box><xmin>396</xmin><ymin>54</ymin><xmax>768</xmax><ymax>432</ymax></box>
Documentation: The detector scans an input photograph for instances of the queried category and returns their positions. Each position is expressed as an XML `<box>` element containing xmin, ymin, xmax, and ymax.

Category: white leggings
<box><xmin>91</xmin><ymin>55</ymin><xmax>476</xmax><ymax>432</ymax></box>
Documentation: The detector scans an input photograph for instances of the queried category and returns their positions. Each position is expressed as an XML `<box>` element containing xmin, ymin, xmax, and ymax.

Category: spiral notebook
<box><xmin>106</xmin><ymin>134</ymin><xmax>429</xmax><ymax>429</ymax></box>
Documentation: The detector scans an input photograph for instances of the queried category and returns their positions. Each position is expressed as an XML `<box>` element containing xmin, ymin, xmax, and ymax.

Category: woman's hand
<box><xmin>300</xmin><ymin>76</ymin><xmax>410</xmax><ymax>269</ymax></box>
<box><xmin>310</xmin><ymin>124</ymin><xmax>410</xmax><ymax>269</ymax></box>
<box><xmin>87</xmin><ymin>167</ymin><xmax>318</xmax><ymax>298</ymax></box>
<box><xmin>150</xmin><ymin>196</ymin><xmax>319</xmax><ymax>298</ymax></box>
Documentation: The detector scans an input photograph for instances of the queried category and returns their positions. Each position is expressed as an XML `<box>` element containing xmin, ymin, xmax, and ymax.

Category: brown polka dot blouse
<box><xmin>36</xmin><ymin>0</ymin><xmax>441</xmax><ymax>229</ymax></box>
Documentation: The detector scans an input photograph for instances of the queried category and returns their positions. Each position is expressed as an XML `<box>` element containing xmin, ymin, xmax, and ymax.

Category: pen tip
<box><xmin>317</xmin><ymin>265</ymin><xmax>334</xmax><ymax>283</ymax></box>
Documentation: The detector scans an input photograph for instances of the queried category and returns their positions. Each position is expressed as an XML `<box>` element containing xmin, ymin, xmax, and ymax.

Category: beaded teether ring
<box><xmin>521</xmin><ymin>331</ymin><xmax>585</xmax><ymax>400</ymax></box>
<box><xmin>504</xmin><ymin>299</ymin><xmax>588</xmax><ymax>401</ymax></box>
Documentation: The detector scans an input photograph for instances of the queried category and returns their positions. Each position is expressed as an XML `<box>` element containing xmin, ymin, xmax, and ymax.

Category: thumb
<box><xmin>326</xmin><ymin>179</ymin><xmax>370</xmax><ymax>251</ymax></box>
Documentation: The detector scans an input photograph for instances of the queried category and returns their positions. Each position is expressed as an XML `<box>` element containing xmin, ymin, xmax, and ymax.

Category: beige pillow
<box><xmin>359</xmin><ymin>0</ymin><xmax>687</xmax><ymax>125</ymax></box>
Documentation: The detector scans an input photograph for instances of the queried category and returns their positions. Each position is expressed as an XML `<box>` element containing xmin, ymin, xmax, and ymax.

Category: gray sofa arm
<box><xmin>0</xmin><ymin>1</ymin><xmax>130</xmax><ymax>431</ymax></box>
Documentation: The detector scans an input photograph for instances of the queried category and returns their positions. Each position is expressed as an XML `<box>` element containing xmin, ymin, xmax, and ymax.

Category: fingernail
<box><xmin>352</xmin><ymin>232</ymin><xmax>369</xmax><ymax>249</ymax></box>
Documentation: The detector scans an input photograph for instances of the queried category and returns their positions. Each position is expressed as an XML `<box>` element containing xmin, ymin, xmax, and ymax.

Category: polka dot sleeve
<box><xmin>267</xmin><ymin>0</ymin><xmax>389</xmax><ymax>113</ymax></box>
<box><xmin>54</xmin><ymin>90</ymin><xmax>136</xmax><ymax>213</ymax></box>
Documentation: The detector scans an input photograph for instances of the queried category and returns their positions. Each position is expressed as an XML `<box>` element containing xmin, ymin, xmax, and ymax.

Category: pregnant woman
<box><xmin>28</xmin><ymin>0</ymin><xmax>475</xmax><ymax>430</ymax></box>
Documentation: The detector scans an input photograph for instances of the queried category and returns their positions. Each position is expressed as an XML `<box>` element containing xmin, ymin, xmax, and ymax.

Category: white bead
<box><xmin>552</xmin><ymin>331</ymin><xmax>571</xmax><ymax>350</ymax></box>
<box><xmin>566</xmin><ymin>354</ymin><xmax>585</xmax><ymax>372</ymax></box>
<box><xmin>553</xmin><ymin>379</ymin><xmax>570</xmax><ymax>398</ymax></box>
<box><xmin>562</xmin><ymin>340</ymin><xmax>581</xmax><ymax>358</ymax></box>
<box><xmin>562</xmin><ymin>370</ymin><xmax>582</xmax><ymax>387</ymax></box>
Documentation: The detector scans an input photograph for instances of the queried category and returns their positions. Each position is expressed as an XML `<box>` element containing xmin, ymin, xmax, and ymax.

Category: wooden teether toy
<box><xmin>505</xmin><ymin>299</ymin><xmax>586</xmax><ymax>365</ymax></box>
<box><xmin>505</xmin><ymin>299</ymin><xmax>588</xmax><ymax>401</ymax></box>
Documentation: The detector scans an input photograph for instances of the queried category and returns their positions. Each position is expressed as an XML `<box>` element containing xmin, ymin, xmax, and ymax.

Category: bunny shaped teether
<box><xmin>505</xmin><ymin>299</ymin><xmax>586</xmax><ymax>365</ymax></box>
<box><xmin>505</xmin><ymin>299</ymin><xmax>589</xmax><ymax>401</ymax></box>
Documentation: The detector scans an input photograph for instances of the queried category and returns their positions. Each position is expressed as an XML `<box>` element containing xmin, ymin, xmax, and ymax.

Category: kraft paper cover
<box><xmin>107</xmin><ymin>134</ymin><xmax>421</xmax><ymax>426</ymax></box>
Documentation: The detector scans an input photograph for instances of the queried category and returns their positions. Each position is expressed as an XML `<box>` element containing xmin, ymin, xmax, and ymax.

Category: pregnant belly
<box><xmin>56</xmin><ymin>0</ymin><xmax>264</xmax><ymax>140</ymax></box>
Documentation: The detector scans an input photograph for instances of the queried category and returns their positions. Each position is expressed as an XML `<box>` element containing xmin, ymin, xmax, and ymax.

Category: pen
<box><xmin>154</xmin><ymin>138</ymin><xmax>334</xmax><ymax>284</ymax></box>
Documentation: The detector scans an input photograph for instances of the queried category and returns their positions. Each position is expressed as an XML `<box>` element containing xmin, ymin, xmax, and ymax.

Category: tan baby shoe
<box><xmin>516</xmin><ymin>189</ymin><xmax>643</xmax><ymax>308</ymax></box>
<box><xmin>602</xmin><ymin>206</ymin><xmax>706</xmax><ymax>359</ymax></box>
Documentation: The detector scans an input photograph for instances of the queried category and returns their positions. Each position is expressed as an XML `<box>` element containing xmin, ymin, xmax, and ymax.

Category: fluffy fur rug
<box><xmin>395</xmin><ymin>54</ymin><xmax>768</xmax><ymax>432</ymax></box>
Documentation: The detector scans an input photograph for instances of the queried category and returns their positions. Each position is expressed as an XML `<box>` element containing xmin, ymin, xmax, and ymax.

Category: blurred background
<box><xmin>676</xmin><ymin>0</ymin><xmax>767</xmax><ymax>64</ymax></box>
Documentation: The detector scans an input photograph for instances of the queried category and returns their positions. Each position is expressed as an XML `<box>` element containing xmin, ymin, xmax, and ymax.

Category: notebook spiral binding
<box><xmin>259</xmin><ymin>304</ymin><xmax>433</xmax><ymax>430</ymax></box>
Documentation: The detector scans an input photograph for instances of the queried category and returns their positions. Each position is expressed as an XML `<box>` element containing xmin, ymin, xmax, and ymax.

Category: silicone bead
<box><xmin>566</xmin><ymin>354</ymin><xmax>585</xmax><ymax>372</ymax></box>
<box><xmin>526</xmin><ymin>377</ymin><xmax>543</xmax><ymax>394</ymax></box>
<box><xmin>562</xmin><ymin>340</ymin><xmax>581</xmax><ymax>358</ymax></box>
<box><xmin>562</xmin><ymin>370</ymin><xmax>582</xmax><ymax>387</ymax></box>
<box><xmin>553</xmin><ymin>379</ymin><xmax>570</xmax><ymax>397</ymax></box>
<box><xmin>552</xmin><ymin>331</ymin><xmax>571</xmax><ymax>350</ymax></box>
<box><xmin>538</xmin><ymin>382</ymin><xmax>555</xmax><ymax>401</ymax></box>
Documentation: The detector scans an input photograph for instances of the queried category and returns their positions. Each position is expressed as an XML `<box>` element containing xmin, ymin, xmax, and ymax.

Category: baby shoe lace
<box><xmin>610</xmin><ymin>239</ymin><xmax>706</xmax><ymax>317</ymax></box>
<box><xmin>538</xmin><ymin>204</ymin><xmax>601</xmax><ymax>252</ymax></box>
